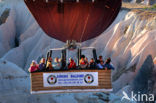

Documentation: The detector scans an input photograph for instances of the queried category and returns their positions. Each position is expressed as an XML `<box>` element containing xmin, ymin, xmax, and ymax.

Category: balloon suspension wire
<box><xmin>79</xmin><ymin>11</ymin><xmax>90</xmax><ymax>47</ymax></box>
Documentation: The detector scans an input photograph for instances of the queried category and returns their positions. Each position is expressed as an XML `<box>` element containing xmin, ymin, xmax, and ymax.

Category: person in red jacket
<box><xmin>28</xmin><ymin>60</ymin><xmax>39</xmax><ymax>73</ymax></box>
<box><xmin>68</xmin><ymin>58</ymin><xmax>76</xmax><ymax>69</ymax></box>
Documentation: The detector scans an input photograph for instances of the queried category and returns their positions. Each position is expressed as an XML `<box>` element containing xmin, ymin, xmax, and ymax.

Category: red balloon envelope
<box><xmin>24</xmin><ymin>0</ymin><xmax>121</xmax><ymax>42</ymax></box>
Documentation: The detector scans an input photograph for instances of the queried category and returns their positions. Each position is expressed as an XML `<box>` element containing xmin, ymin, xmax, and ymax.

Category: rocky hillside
<box><xmin>124</xmin><ymin>0</ymin><xmax>156</xmax><ymax>5</ymax></box>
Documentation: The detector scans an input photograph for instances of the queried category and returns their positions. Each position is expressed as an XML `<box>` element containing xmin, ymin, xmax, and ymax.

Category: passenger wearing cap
<box><xmin>28</xmin><ymin>60</ymin><xmax>39</xmax><ymax>72</ymax></box>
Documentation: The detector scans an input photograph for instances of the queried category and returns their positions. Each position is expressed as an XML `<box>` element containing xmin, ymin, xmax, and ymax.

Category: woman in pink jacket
<box><xmin>28</xmin><ymin>60</ymin><xmax>39</xmax><ymax>72</ymax></box>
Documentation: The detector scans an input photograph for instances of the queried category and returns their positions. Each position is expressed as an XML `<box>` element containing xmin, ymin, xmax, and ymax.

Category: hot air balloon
<box><xmin>25</xmin><ymin>0</ymin><xmax>121</xmax><ymax>94</ymax></box>
<box><xmin>24</xmin><ymin>0</ymin><xmax>121</xmax><ymax>43</ymax></box>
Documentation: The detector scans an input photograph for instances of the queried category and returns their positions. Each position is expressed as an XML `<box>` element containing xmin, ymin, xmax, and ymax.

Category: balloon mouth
<box><xmin>64</xmin><ymin>40</ymin><xmax>79</xmax><ymax>50</ymax></box>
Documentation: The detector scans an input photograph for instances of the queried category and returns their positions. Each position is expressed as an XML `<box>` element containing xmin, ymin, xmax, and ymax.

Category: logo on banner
<box><xmin>47</xmin><ymin>75</ymin><xmax>57</xmax><ymax>84</ymax></box>
<box><xmin>84</xmin><ymin>74</ymin><xmax>94</xmax><ymax>84</ymax></box>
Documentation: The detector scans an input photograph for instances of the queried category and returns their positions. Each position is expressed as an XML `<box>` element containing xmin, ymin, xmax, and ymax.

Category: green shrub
<box><xmin>151</xmin><ymin>4</ymin><xmax>156</xmax><ymax>9</ymax></box>
<box><xmin>144</xmin><ymin>4</ymin><xmax>156</xmax><ymax>10</ymax></box>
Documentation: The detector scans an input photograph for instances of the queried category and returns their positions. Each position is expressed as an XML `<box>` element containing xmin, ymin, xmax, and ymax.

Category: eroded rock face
<box><xmin>0</xmin><ymin>8</ymin><xmax>10</xmax><ymax>25</ymax></box>
<box><xmin>131</xmin><ymin>55</ymin><xmax>155</xmax><ymax>94</ymax></box>
<box><xmin>123</xmin><ymin>0</ymin><xmax>133</xmax><ymax>2</ymax></box>
<box><xmin>136</xmin><ymin>0</ymin><xmax>142</xmax><ymax>3</ymax></box>
<box><xmin>144</xmin><ymin>0</ymin><xmax>156</xmax><ymax>5</ymax></box>
<box><xmin>131</xmin><ymin>0</ymin><xmax>156</xmax><ymax>5</ymax></box>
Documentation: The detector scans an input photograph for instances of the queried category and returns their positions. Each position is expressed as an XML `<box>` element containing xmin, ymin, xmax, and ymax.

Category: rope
<box><xmin>79</xmin><ymin>10</ymin><xmax>90</xmax><ymax>44</ymax></box>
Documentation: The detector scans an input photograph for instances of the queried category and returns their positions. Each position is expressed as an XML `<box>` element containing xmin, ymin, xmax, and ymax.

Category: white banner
<box><xmin>43</xmin><ymin>72</ymin><xmax>98</xmax><ymax>87</ymax></box>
